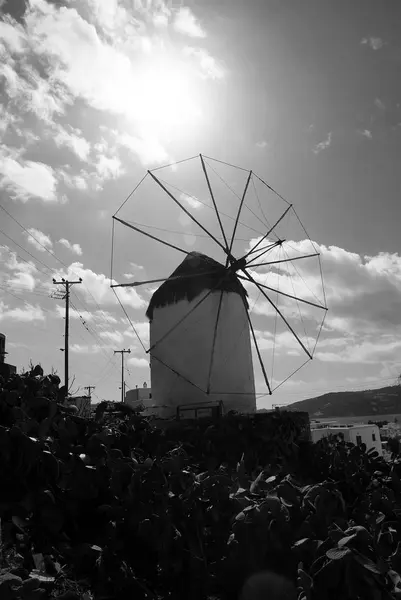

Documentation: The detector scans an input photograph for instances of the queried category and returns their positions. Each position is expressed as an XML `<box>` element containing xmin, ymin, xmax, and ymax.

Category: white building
<box><xmin>125</xmin><ymin>383</ymin><xmax>156</xmax><ymax>413</ymax></box>
<box><xmin>311</xmin><ymin>423</ymin><xmax>383</xmax><ymax>456</ymax></box>
<box><xmin>146</xmin><ymin>252</ymin><xmax>256</xmax><ymax>419</ymax></box>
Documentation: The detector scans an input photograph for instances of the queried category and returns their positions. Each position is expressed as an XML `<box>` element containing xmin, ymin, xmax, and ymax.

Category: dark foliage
<box><xmin>1</xmin><ymin>368</ymin><xmax>401</xmax><ymax>600</ymax></box>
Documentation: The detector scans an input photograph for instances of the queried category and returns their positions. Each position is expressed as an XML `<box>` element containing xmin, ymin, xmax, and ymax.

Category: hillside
<box><xmin>286</xmin><ymin>385</ymin><xmax>401</xmax><ymax>418</ymax></box>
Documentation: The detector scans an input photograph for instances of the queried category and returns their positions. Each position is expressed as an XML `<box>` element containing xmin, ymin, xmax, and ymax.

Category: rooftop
<box><xmin>146</xmin><ymin>252</ymin><xmax>249</xmax><ymax>321</ymax></box>
<box><xmin>311</xmin><ymin>423</ymin><xmax>379</xmax><ymax>430</ymax></box>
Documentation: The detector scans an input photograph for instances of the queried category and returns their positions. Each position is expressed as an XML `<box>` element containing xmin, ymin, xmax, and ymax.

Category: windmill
<box><xmin>110</xmin><ymin>155</ymin><xmax>327</xmax><ymax>419</ymax></box>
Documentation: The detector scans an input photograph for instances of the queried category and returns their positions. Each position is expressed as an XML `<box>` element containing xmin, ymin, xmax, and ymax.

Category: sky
<box><xmin>1</xmin><ymin>0</ymin><xmax>401</xmax><ymax>408</ymax></box>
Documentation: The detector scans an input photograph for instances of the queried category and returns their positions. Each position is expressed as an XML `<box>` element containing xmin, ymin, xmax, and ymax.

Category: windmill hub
<box><xmin>228</xmin><ymin>256</ymin><xmax>247</xmax><ymax>273</ymax></box>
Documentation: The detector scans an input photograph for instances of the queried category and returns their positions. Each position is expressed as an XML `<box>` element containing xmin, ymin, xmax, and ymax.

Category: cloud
<box><xmin>55</xmin><ymin>304</ymin><xmax>118</xmax><ymax>326</ymax></box>
<box><xmin>58</xmin><ymin>170</ymin><xmax>89</xmax><ymax>191</ymax></box>
<box><xmin>358</xmin><ymin>129</ymin><xmax>372</xmax><ymax>139</ymax></box>
<box><xmin>173</xmin><ymin>7</ymin><xmax>206</xmax><ymax>38</ymax></box>
<box><xmin>99</xmin><ymin>330</ymin><xmax>124</xmax><ymax>345</ymax></box>
<box><xmin>117</xmin><ymin>133</ymin><xmax>169</xmax><ymax>167</ymax></box>
<box><xmin>0</xmin><ymin>300</ymin><xmax>45</xmax><ymax>323</ymax></box>
<box><xmin>256</xmin><ymin>141</ymin><xmax>268</xmax><ymax>149</ymax></box>
<box><xmin>128</xmin><ymin>356</ymin><xmax>149</xmax><ymax>368</ymax></box>
<box><xmin>180</xmin><ymin>192</ymin><xmax>203</xmax><ymax>210</ymax></box>
<box><xmin>4</xmin><ymin>271</ymin><xmax>37</xmax><ymax>293</ymax></box>
<box><xmin>124</xmin><ymin>322</ymin><xmax>149</xmax><ymax>347</ymax></box>
<box><xmin>0</xmin><ymin>151</ymin><xmax>57</xmax><ymax>201</ymax></box>
<box><xmin>374</xmin><ymin>98</ymin><xmax>386</xmax><ymax>111</ymax></box>
<box><xmin>0</xmin><ymin>19</ymin><xmax>72</xmax><ymax>124</ymax></box>
<box><xmin>53</xmin><ymin>125</ymin><xmax>91</xmax><ymax>160</ymax></box>
<box><xmin>245</xmin><ymin>235</ymin><xmax>401</xmax><ymax>376</ymax></box>
<box><xmin>313</xmin><ymin>132</ymin><xmax>332</xmax><ymax>154</ymax></box>
<box><xmin>123</xmin><ymin>263</ymin><xmax>145</xmax><ymax>279</ymax></box>
<box><xmin>84</xmin><ymin>0</ymin><xmax>133</xmax><ymax>32</ymax></box>
<box><xmin>94</xmin><ymin>155</ymin><xmax>123</xmax><ymax>179</ymax></box>
<box><xmin>70</xmin><ymin>343</ymin><xmax>103</xmax><ymax>354</ymax></box>
<box><xmin>54</xmin><ymin>262</ymin><xmax>146</xmax><ymax>310</ymax></box>
<box><xmin>0</xmin><ymin>18</ymin><xmax>26</xmax><ymax>53</ymax></box>
<box><xmin>21</xmin><ymin>1</ymin><xmax>211</xmax><ymax>125</ymax></box>
<box><xmin>361</xmin><ymin>37</ymin><xmax>384</xmax><ymax>50</ymax></box>
<box><xmin>58</xmin><ymin>159</ymin><xmax>121</xmax><ymax>192</ymax></box>
<box><xmin>316</xmin><ymin>337</ymin><xmax>401</xmax><ymax>365</ymax></box>
<box><xmin>184</xmin><ymin>47</ymin><xmax>225</xmax><ymax>80</ymax></box>
<box><xmin>23</xmin><ymin>3</ymin><xmax>133</xmax><ymax>115</ymax></box>
<box><xmin>24</xmin><ymin>228</ymin><xmax>53</xmax><ymax>252</ymax></box>
<box><xmin>0</xmin><ymin>0</ymin><xmax>223</xmax><ymax>196</ymax></box>
<box><xmin>58</xmin><ymin>238</ymin><xmax>83</xmax><ymax>256</ymax></box>
<box><xmin>1</xmin><ymin>247</ymin><xmax>38</xmax><ymax>291</ymax></box>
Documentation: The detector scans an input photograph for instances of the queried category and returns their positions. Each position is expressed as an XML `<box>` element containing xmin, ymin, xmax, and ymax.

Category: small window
<box><xmin>356</xmin><ymin>435</ymin><xmax>362</xmax><ymax>445</ymax></box>
<box><xmin>372</xmin><ymin>433</ymin><xmax>376</xmax><ymax>441</ymax></box>
<box><xmin>149</xmin><ymin>393</ymin><xmax>152</xmax><ymax>399</ymax></box>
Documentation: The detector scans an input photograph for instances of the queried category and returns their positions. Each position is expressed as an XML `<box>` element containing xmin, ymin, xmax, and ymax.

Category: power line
<box><xmin>0</xmin><ymin>231</ymin><xmax>54</xmax><ymax>275</ymax></box>
<box><xmin>0</xmin><ymin>205</ymin><xmax>133</xmax><ymax>391</ymax></box>
<box><xmin>0</xmin><ymin>284</ymin><xmax>54</xmax><ymax>314</ymax></box>
<box><xmin>120</xmin><ymin>219</ymin><xmax>265</xmax><ymax>243</ymax></box>
<box><xmin>69</xmin><ymin>301</ymin><xmax>118</xmax><ymax>363</ymax></box>
<box><xmin>67</xmin><ymin>301</ymin><xmax>129</xmax><ymax>385</ymax></box>
<box><xmin>0</xmin><ymin>282</ymin><xmax>52</xmax><ymax>298</ymax></box>
<box><xmin>94</xmin><ymin>355</ymin><xmax>118</xmax><ymax>386</ymax></box>
<box><xmin>0</xmin><ymin>202</ymin><xmax>125</xmax><ymax>357</ymax></box>
<box><xmin>0</xmin><ymin>202</ymin><xmax>117</xmax><ymax>330</ymax></box>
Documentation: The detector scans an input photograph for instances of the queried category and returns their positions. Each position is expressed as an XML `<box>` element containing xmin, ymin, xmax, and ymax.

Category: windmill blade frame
<box><xmin>110</xmin><ymin>154</ymin><xmax>328</xmax><ymax>408</ymax></box>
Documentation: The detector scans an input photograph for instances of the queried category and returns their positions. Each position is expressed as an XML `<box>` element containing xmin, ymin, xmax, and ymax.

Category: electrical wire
<box><xmin>0</xmin><ymin>284</ymin><xmax>54</xmax><ymax>315</ymax></box>
<box><xmin>119</xmin><ymin>219</ymin><xmax>262</xmax><ymax>243</ymax></box>
<box><xmin>1</xmin><ymin>202</ymin><xmax>124</xmax><ymax>346</ymax></box>
<box><xmin>153</xmin><ymin>175</ymin><xmax>265</xmax><ymax>238</ymax></box>
<box><xmin>0</xmin><ymin>203</ymin><xmax>133</xmax><ymax>388</ymax></box>
<box><xmin>0</xmin><ymin>231</ymin><xmax>54</xmax><ymax>275</ymax></box>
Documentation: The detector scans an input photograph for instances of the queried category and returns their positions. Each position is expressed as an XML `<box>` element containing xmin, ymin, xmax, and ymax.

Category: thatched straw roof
<box><xmin>146</xmin><ymin>252</ymin><xmax>249</xmax><ymax>321</ymax></box>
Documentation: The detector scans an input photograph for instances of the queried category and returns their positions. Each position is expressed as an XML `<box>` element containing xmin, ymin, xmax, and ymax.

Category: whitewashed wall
<box><xmin>149</xmin><ymin>290</ymin><xmax>256</xmax><ymax>419</ymax></box>
<box><xmin>125</xmin><ymin>387</ymin><xmax>160</xmax><ymax>416</ymax></box>
<box><xmin>347</xmin><ymin>425</ymin><xmax>383</xmax><ymax>455</ymax></box>
<box><xmin>311</xmin><ymin>424</ymin><xmax>383</xmax><ymax>455</ymax></box>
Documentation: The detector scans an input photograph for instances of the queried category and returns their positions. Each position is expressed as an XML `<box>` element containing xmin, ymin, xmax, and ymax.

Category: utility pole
<box><xmin>84</xmin><ymin>386</ymin><xmax>95</xmax><ymax>399</ymax></box>
<box><xmin>114</xmin><ymin>349</ymin><xmax>131</xmax><ymax>403</ymax></box>
<box><xmin>53</xmin><ymin>277</ymin><xmax>82</xmax><ymax>393</ymax></box>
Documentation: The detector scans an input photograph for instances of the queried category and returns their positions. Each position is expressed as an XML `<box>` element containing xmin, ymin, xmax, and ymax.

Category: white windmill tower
<box><xmin>110</xmin><ymin>155</ymin><xmax>327</xmax><ymax>419</ymax></box>
<box><xmin>146</xmin><ymin>251</ymin><xmax>256</xmax><ymax>418</ymax></box>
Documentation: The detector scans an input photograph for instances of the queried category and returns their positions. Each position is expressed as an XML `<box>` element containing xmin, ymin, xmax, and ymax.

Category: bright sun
<box><xmin>130</xmin><ymin>52</ymin><xmax>203</xmax><ymax>140</ymax></box>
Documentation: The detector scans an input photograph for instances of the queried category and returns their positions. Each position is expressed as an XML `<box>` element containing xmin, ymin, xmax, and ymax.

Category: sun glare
<box><xmin>131</xmin><ymin>53</ymin><xmax>203</xmax><ymax>140</ymax></box>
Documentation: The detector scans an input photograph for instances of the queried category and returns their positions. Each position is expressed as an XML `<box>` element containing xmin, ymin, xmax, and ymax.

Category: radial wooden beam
<box><xmin>247</xmin><ymin>253</ymin><xmax>320</xmax><ymax>269</ymax></box>
<box><xmin>110</xmin><ymin>271</ymin><xmax>218</xmax><ymax>289</ymax></box>
<box><xmin>245</xmin><ymin>240</ymin><xmax>284</xmax><ymax>266</ymax></box>
<box><xmin>149</xmin><ymin>353</ymin><xmax>206</xmax><ymax>393</ymax></box>
<box><xmin>242</xmin><ymin>205</ymin><xmax>292</xmax><ymax>261</ymax></box>
<box><xmin>206</xmin><ymin>289</ymin><xmax>225</xmax><ymax>394</ymax></box>
<box><xmin>237</xmin><ymin>275</ymin><xmax>327</xmax><ymax>311</ymax></box>
<box><xmin>148</xmin><ymin>170</ymin><xmax>230</xmax><ymax>255</ymax></box>
<box><xmin>113</xmin><ymin>216</ymin><xmax>188</xmax><ymax>256</ymax></box>
<box><xmin>200</xmin><ymin>154</ymin><xmax>230</xmax><ymax>252</ymax></box>
<box><xmin>227</xmin><ymin>170</ymin><xmax>253</xmax><ymax>265</ymax></box>
<box><xmin>146</xmin><ymin>274</ymin><xmax>228</xmax><ymax>353</ymax></box>
<box><xmin>240</xmin><ymin>268</ymin><xmax>313</xmax><ymax>360</ymax></box>
<box><xmin>245</xmin><ymin>302</ymin><xmax>272</xmax><ymax>395</ymax></box>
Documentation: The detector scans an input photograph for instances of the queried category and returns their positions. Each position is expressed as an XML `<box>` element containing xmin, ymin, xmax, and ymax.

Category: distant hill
<box><xmin>285</xmin><ymin>385</ymin><xmax>401</xmax><ymax>419</ymax></box>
